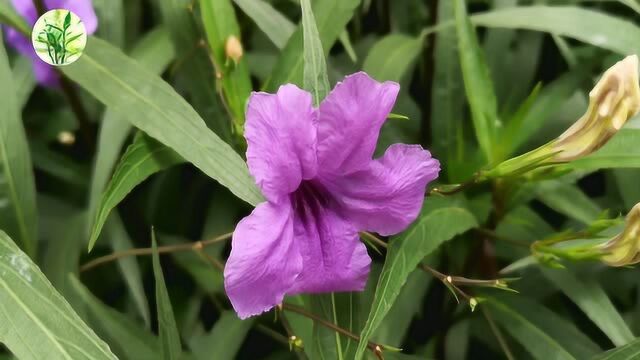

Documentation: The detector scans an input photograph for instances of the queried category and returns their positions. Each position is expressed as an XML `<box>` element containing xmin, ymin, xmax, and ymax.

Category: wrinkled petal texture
<box><xmin>288</xmin><ymin>186</ymin><xmax>370</xmax><ymax>294</ymax></box>
<box><xmin>316</xmin><ymin>72</ymin><xmax>399</xmax><ymax>176</ymax></box>
<box><xmin>6</xmin><ymin>0</ymin><xmax>98</xmax><ymax>86</ymax></box>
<box><xmin>224</xmin><ymin>201</ymin><xmax>303</xmax><ymax>319</ymax></box>
<box><xmin>322</xmin><ymin>144</ymin><xmax>440</xmax><ymax>236</ymax></box>
<box><xmin>245</xmin><ymin>85</ymin><xmax>318</xmax><ymax>202</ymax></box>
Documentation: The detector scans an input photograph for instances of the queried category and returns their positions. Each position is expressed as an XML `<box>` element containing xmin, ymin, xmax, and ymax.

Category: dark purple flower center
<box><xmin>291</xmin><ymin>181</ymin><xmax>332</xmax><ymax>227</ymax></box>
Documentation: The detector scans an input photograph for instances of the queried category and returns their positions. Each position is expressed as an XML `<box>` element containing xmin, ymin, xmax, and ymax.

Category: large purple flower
<box><xmin>224</xmin><ymin>72</ymin><xmax>440</xmax><ymax>319</ymax></box>
<box><xmin>4</xmin><ymin>0</ymin><xmax>97</xmax><ymax>86</ymax></box>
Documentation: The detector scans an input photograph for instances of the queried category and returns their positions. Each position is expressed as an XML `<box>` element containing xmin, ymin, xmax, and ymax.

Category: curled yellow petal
<box><xmin>601</xmin><ymin>203</ymin><xmax>640</xmax><ymax>267</ymax></box>
<box><xmin>553</xmin><ymin>55</ymin><xmax>640</xmax><ymax>162</ymax></box>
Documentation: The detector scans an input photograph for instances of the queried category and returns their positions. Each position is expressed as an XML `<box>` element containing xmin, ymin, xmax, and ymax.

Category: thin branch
<box><xmin>429</xmin><ymin>174</ymin><xmax>482</xmax><ymax>196</ymax></box>
<box><xmin>361</xmin><ymin>231</ymin><xmax>388</xmax><ymax>249</ymax></box>
<box><xmin>79</xmin><ymin>232</ymin><xmax>232</xmax><ymax>272</ymax></box>
<box><xmin>282</xmin><ymin>302</ymin><xmax>385</xmax><ymax>359</ymax></box>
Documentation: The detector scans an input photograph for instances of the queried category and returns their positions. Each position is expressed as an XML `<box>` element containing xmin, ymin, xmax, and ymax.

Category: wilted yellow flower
<box><xmin>553</xmin><ymin>55</ymin><xmax>640</xmax><ymax>162</ymax></box>
<box><xmin>600</xmin><ymin>203</ymin><xmax>640</xmax><ymax>267</ymax></box>
<box><xmin>225</xmin><ymin>35</ymin><xmax>243</xmax><ymax>65</ymax></box>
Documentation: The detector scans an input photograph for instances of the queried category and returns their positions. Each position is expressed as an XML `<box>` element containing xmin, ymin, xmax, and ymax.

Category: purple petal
<box><xmin>322</xmin><ymin>144</ymin><xmax>440</xmax><ymax>236</ymax></box>
<box><xmin>316</xmin><ymin>72</ymin><xmax>399</xmax><ymax>176</ymax></box>
<box><xmin>288</xmin><ymin>191</ymin><xmax>371</xmax><ymax>294</ymax></box>
<box><xmin>32</xmin><ymin>58</ymin><xmax>59</xmax><ymax>86</ymax></box>
<box><xmin>4</xmin><ymin>26</ymin><xmax>32</xmax><ymax>56</ymax></box>
<box><xmin>45</xmin><ymin>0</ymin><xmax>98</xmax><ymax>34</ymax></box>
<box><xmin>224</xmin><ymin>201</ymin><xmax>302</xmax><ymax>319</ymax></box>
<box><xmin>245</xmin><ymin>85</ymin><xmax>318</xmax><ymax>202</ymax></box>
<box><xmin>10</xmin><ymin>0</ymin><xmax>38</xmax><ymax>24</ymax></box>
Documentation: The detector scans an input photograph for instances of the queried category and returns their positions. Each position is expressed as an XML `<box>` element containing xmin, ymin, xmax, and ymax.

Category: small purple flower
<box><xmin>4</xmin><ymin>0</ymin><xmax>97</xmax><ymax>86</ymax></box>
<box><xmin>224</xmin><ymin>72</ymin><xmax>440</xmax><ymax>319</ymax></box>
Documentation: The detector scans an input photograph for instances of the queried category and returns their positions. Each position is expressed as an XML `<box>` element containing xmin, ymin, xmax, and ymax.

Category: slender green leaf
<box><xmin>152</xmin><ymin>231</ymin><xmax>182</xmax><ymax>360</ymax></box>
<box><xmin>69</xmin><ymin>275</ymin><xmax>162</xmax><ymax>360</ymax></box>
<box><xmin>543</xmin><ymin>268</ymin><xmax>634</xmax><ymax>347</ymax></box>
<box><xmin>374</xmin><ymin>269</ymin><xmax>432</xmax><ymax>347</ymax></box>
<box><xmin>89</xmin><ymin>133</ymin><xmax>184</xmax><ymax>249</ymax></box>
<box><xmin>0</xmin><ymin>231</ymin><xmax>117</xmax><ymax>360</ymax></box>
<box><xmin>93</xmin><ymin>0</ymin><xmax>125</xmax><ymax>47</ymax></box>
<box><xmin>536</xmin><ymin>181</ymin><xmax>602</xmax><ymax>225</ymax></box>
<box><xmin>12</xmin><ymin>56</ymin><xmax>35</xmax><ymax>108</ymax></box>
<box><xmin>300</xmin><ymin>0</ymin><xmax>329</xmax><ymax>105</ymax></box>
<box><xmin>233</xmin><ymin>0</ymin><xmax>294</xmax><ymax>49</ymax></box>
<box><xmin>431</xmin><ymin>0</ymin><xmax>463</xmax><ymax>175</ymax></box>
<box><xmin>472</xmin><ymin>6</ymin><xmax>640</xmax><ymax>55</ymax></box>
<box><xmin>0</xmin><ymin>38</ymin><xmax>37</xmax><ymax>257</ymax></box>
<box><xmin>592</xmin><ymin>337</ymin><xmax>640</xmax><ymax>360</ymax></box>
<box><xmin>199</xmin><ymin>0</ymin><xmax>252</xmax><ymax>131</ymax></box>
<box><xmin>62</xmin><ymin>37</ymin><xmax>264</xmax><ymax>215</ymax></box>
<box><xmin>264</xmin><ymin>0</ymin><xmax>361</xmax><ymax>91</ymax></box>
<box><xmin>454</xmin><ymin>0</ymin><xmax>500</xmax><ymax>163</ymax></box>
<box><xmin>487</xmin><ymin>294</ymin><xmax>601</xmax><ymax>360</ymax></box>
<box><xmin>613</xmin><ymin>169</ymin><xmax>640</xmax><ymax>210</ymax></box>
<box><xmin>190</xmin><ymin>311</ymin><xmax>253</xmax><ymax>360</ymax></box>
<box><xmin>355</xmin><ymin>196</ymin><xmax>478</xmax><ymax>359</ymax></box>
<box><xmin>504</xmin><ymin>72</ymin><xmax>583</xmax><ymax>153</ymax></box>
<box><xmin>107</xmin><ymin>214</ymin><xmax>151</xmax><ymax>327</ymax></box>
<box><xmin>88</xmin><ymin>27</ymin><xmax>175</xmax><ymax>239</ymax></box>
<box><xmin>0</xmin><ymin>1</ymin><xmax>28</xmax><ymax>35</ymax></box>
<box><xmin>362</xmin><ymin>34</ymin><xmax>423</xmax><ymax>83</ymax></box>
<box><xmin>157</xmin><ymin>0</ymin><xmax>229</xmax><ymax>137</ymax></box>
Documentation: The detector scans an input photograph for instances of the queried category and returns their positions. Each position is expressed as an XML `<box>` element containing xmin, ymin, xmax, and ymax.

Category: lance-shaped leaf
<box><xmin>88</xmin><ymin>27</ymin><xmax>175</xmax><ymax>244</ymax></box>
<box><xmin>233</xmin><ymin>0</ymin><xmax>294</xmax><ymax>49</ymax></box>
<box><xmin>69</xmin><ymin>275</ymin><xmax>162</xmax><ymax>360</ymax></box>
<box><xmin>543</xmin><ymin>268</ymin><xmax>634</xmax><ymax>347</ymax></box>
<box><xmin>200</xmin><ymin>0</ymin><xmax>252</xmax><ymax>132</ymax></box>
<box><xmin>472</xmin><ymin>6</ymin><xmax>640</xmax><ymax>55</ymax></box>
<box><xmin>61</xmin><ymin>37</ymin><xmax>264</xmax><ymax>216</ymax></box>
<box><xmin>454</xmin><ymin>0</ymin><xmax>500</xmax><ymax>163</ymax></box>
<box><xmin>591</xmin><ymin>337</ymin><xmax>640</xmax><ymax>360</ymax></box>
<box><xmin>0</xmin><ymin>37</ymin><xmax>37</xmax><ymax>256</ymax></box>
<box><xmin>486</xmin><ymin>293</ymin><xmax>601</xmax><ymax>360</ymax></box>
<box><xmin>0</xmin><ymin>231</ymin><xmax>117</xmax><ymax>360</ymax></box>
<box><xmin>89</xmin><ymin>133</ymin><xmax>184</xmax><ymax>249</ymax></box>
<box><xmin>152</xmin><ymin>232</ymin><xmax>182</xmax><ymax>360</ymax></box>
<box><xmin>301</xmin><ymin>0</ymin><xmax>329</xmax><ymax>105</ymax></box>
<box><xmin>355</xmin><ymin>196</ymin><xmax>478</xmax><ymax>359</ymax></box>
<box><xmin>264</xmin><ymin>0</ymin><xmax>361</xmax><ymax>91</ymax></box>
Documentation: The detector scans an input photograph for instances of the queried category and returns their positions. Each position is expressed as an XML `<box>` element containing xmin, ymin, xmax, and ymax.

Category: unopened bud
<box><xmin>288</xmin><ymin>335</ymin><xmax>303</xmax><ymax>351</ymax></box>
<box><xmin>484</xmin><ymin>55</ymin><xmax>640</xmax><ymax>180</ymax></box>
<box><xmin>553</xmin><ymin>55</ymin><xmax>640</xmax><ymax>161</ymax></box>
<box><xmin>225</xmin><ymin>35</ymin><xmax>243</xmax><ymax>65</ymax></box>
<box><xmin>469</xmin><ymin>297</ymin><xmax>479</xmax><ymax>312</ymax></box>
<box><xmin>57</xmin><ymin>131</ymin><xmax>75</xmax><ymax>145</ymax></box>
<box><xmin>600</xmin><ymin>203</ymin><xmax>640</xmax><ymax>266</ymax></box>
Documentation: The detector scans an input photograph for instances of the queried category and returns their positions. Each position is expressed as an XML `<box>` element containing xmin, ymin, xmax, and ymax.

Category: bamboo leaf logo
<box><xmin>30</xmin><ymin>9</ymin><xmax>88</xmax><ymax>66</ymax></box>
